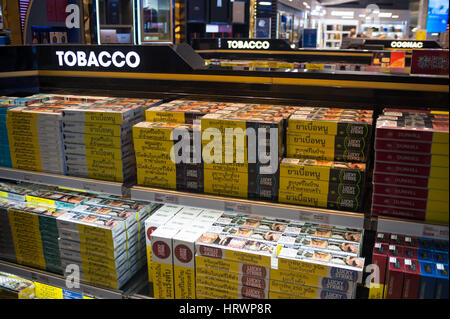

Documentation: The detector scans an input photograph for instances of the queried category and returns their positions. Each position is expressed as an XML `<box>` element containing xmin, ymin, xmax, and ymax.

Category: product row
<box><xmin>369</xmin><ymin>232</ymin><xmax>448</xmax><ymax>299</ymax></box>
<box><xmin>0</xmin><ymin>94</ymin><xmax>448</xmax><ymax>223</ymax></box>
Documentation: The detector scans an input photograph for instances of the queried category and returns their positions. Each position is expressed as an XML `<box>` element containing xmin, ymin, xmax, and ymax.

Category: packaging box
<box><xmin>61</xmin><ymin>105</ymin><xmax>144</xmax><ymax>125</ymax></box>
<box><xmin>384</xmin><ymin>256</ymin><xmax>405</xmax><ymax>299</ymax></box>
<box><xmin>268</xmin><ymin>290</ymin><xmax>350</xmax><ymax>299</ymax></box>
<box><xmin>279</xmin><ymin>179</ymin><xmax>363</xmax><ymax>203</ymax></box>
<box><xmin>150</xmin><ymin>225</ymin><xmax>182</xmax><ymax>299</ymax></box>
<box><xmin>0</xmin><ymin>273</ymin><xmax>36</xmax><ymax>299</ymax></box>
<box><xmin>418</xmin><ymin>249</ymin><xmax>435</xmax><ymax>263</ymax></box>
<box><xmin>270</xmin><ymin>268</ymin><xmax>356</xmax><ymax>293</ymax></box>
<box><xmin>374</xmin><ymin>161</ymin><xmax>449</xmax><ymax>179</ymax></box>
<box><xmin>277</xmin><ymin>247</ymin><xmax>364</xmax><ymax>283</ymax></box>
<box><xmin>369</xmin><ymin>242</ymin><xmax>389</xmax><ymax>299</ymax></box>
<box><xmin>286</xmin><ymin>145</ymin><xmax>368</xmax><ymax>163</ymax></box>
<box><xmin>373</xmin><ymin>184</ymin><xmax>448</xmax><ymax>202</ymax></box>
<box><xmin>402</xmin><ymin>247</ymin><xmax>419</xmax><ymax>259</ymax></box>
<box><xmin>66</xmin><ymin>162</ymin><xmax>136</xmax><ymax>182</ymax></box>
<box><xmin>132</xmin><ymin>121</ymin><xmax>194</xmax><ymax>141</ymax></box>
<box><xmin>419</xmin><ymin>261</ymin><xmax>437</xmax><ymax>299</ymax></box>
<box><xmin>375</xmin><ymin>120</ymin><xmax>449</xmax><ymax>144</ymax></box>
<box><xmin>64</xmin><ymin>142</ymin><xmax>134</xmax><ymax>161</ymax></box>
<box><xmin>402</xmin><ymin>258</ymin><xmax>421</xmax><ymax>299</ymax></box>
<box><xmin>63</xmin><ymin>131</ymin><xmax>132</xmax><ymax>148</ymax></box>
<box><xmin>287</xmin><ymin>108</ymin><xmax>373</xmax><ymax>138</ymax></box>
<box><xmin>279</xmin><ymin>190</ymin><xmax>362</xmax><ymax>212</ymax></box>
<box><xmin>286</xmin><ymin>133</ymin><xmax>368</xmax><ymax>151</ymax></box>
<box><xmin>195</xmin><ymin>233</ymin><xmax>276</xmax><ymax>268</ymax></box>
<box><xmin>418</xmin><ymin>238</ymin><xmax>434</xmax><ymax>250</ymax></box>
<box><xmin>280</xmin><ymin>234</ymin><xmax>360</xmax><ymax>256</ymax></box>
<box><xmin>195</xmin><ymin>255</ymin><xmax>271</xmax><ymax>279</ymax></box>
<box><xmin>269</xmin><ymin>279</ymin><xmax>353</xmax><ymax>299</ymax></box>
<box><xmin>375</xmin><ymin>138</ymin><xmax>449</xmax><ymax>155</ymax></box>
<box><xmin>62</xmin><ymin>121</ymin><xmax>133</xmax><ymax>137</ymax></box>
<box><xmin>433</xmin><ymin>252</ymin><xmax>448</xmax><ymax>264</ymax></box>
<box><xmin>433</xmin><ymin>239</ymin><xmax>449</xmax><ymax>253</ymax></box>
<box><xmin>372</xmin><ymin>194</ymin><xmax>448</xmax><ymax>213</ymax></box>
<box><xmin>375</xmin><ymin>150</ymin><xmax>448</xmax><ymax>168</ymax></box>
<box><xmin>196</xmin><ymin>282</ymin><xmax>268</xmax><ymax>299</ymax></box>
<box><xmin>195</xmin><ymin>266</ymin><xmax>270</xmax><ymax>290</ymax></box>
<box><xmin>434</xmin><ymin>263</ymin><xmax>449</xmax><ymax>299</ymax></box>
<box><xmin>65</xmin><ymin>153</ymin><xmax>135</xmax><ymax>169</ymax></box>
<box><xmin>371</xmin><ymin>204</ymin><xmax>427</xmax><ymax>221</ymax></box>
<box><xmin>279</xmin><ymin>158</ymin><xmax>366</xmax><ymax>185</ymax></box>
<box><xmin>58</xmin><ymin>237</ymin><xmax>126</xmax><ymax>260</ymax></box>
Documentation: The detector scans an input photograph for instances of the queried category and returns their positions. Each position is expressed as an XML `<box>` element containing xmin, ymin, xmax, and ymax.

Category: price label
<box><xmin>154</xmin><ymin>193</ymin><xmax>179</xmax><ymax>205</ymax></box>
<box><xmin>422</xmin><ymin>225</ymin><xmax>449</xmax><ymax>239</ymax></box>
<box><xmin>224</xmin><ymin>202</ymin><xmax>252</xmax><ymax>214</ymax></box>
<box><xmin>305</xmin><ymin>63</ymin><xmax>324</xmax><ymax>70</ymax></box>
<box><xmin>298</xmin><ymin>211</ymin><xmax>330</xmax><ymax>224</ymax></box>
<box><xmin>23</xmin><ymin>173</ymin><xmax>34</xmax><ymax>182</ymax></box>
<box><xmin>81</xmin><ymin>182</ymin><xmax>99</xmax><ymax>192</ymax></box>
<box><xmin>35</xmin><ymin>282</ymin><xmax>64</xmax><ymax>299</ymax></box>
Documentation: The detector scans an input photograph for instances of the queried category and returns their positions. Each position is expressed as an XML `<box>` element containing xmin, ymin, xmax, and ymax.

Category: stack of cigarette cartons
<box><xmin>286</xmin><ymin>108</ymin><xmax>373</xmax><ymax>162</ymax></box>
<box><xmin>278</xmin><ymin>158</ymin><xmax>366</xmax><ymax>212</ymax></box>
<box><xmin>0</xmin><ymin>199</ymin><xmax>19</xmax><ymax>263</ymax></box>
<box><xmin>194</xmin><ymin>214</ymin><xmax>364</xmax><ymax>299</ymax></box>
<box><xmin>0</xmin><ymin>272</ymin><xmax>36</xmax><ymax>299</ymax></box>
<box><xmin>132</xmin><ymin>122</ymin><xmax>203</xmax><ymax>193</ymax></box>
<box><xmin>201</xmin><ymin>104</ymin><xmax>289</xmax><ymax>201</ymax></box>
<box><xmin>144</xmin><ymin>204</ymin><xmax>184</xmax><ymax>291</ymax></box>
<box><xmin>372</xmin><ymin>109</ymin><xmax>449</xmax><ymax>224</ymax></box>
<box><xmin>369</xmin><ymin>232</ymin><xmax>448</xmax><ymax>299</ymax></box>
<box><xmin>1</xmin><ymin>199</ymin><xmax>67</xmax><ymax>274</ymax></box>
<box><xmin>150</xmin><ymin>206</ymin><xmax>218</xmax><ymax>299</ymax></box>
<box><xmin>6</xmin><ymin>101</ymin><xmax>69</xmax><ymax>174</ymax></box>
<box><xmin>56</xmin><ymin>195</ymin><xmax>157</xmax><ymax>290</ymax></box>
<box><xmin>62</xmin><ymin>98</ymin><xmax>160</xmax><ymax>182</ymax></box>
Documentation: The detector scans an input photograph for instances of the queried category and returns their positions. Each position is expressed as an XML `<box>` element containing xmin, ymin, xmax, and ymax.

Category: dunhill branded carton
<box><xmin>384</xmin><ymin>256</ymin><xmax>405</xmax><ymax>299</ymax></box>
<box><xmin>369</xmin><ymin>242</ymin><xmax>389</xmax><ymax>299</ymax></box>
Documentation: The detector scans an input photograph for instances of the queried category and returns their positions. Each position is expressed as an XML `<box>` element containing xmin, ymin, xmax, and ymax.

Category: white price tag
<box><xmin>81</xmin><ymin>182</ymin><xmax>98</xmax><ymax>192</ymax></box>
<box><xmin>389</xmin><ymin>245</ymin><xmax>395</xmax><ymax>250</ymax></box>
<box><xmin>312</xmin><ymin>213</ymin><xmax>330</xmax><ymax>224</ymax></box>
<box><xmin>391</xmin><ymin>234</ymin><xmax>397</xmax><ymax>240</ymax></box>
<box><xmin>405</xmin><ymin>259</ymin><xmax>412</xmax><ymax>266</ymax></box>
<box><xmin>224</xmin><ymin>202</ymin><xmax>252</xmax><ymax>214</ymax></box>
<box><xmin>154</xmin><ymin>193</ymin><xmax>179</xmax><ymax>205</ymax></box>
<box><xmin>405</xmin><ymin>237</ymin><xmax>412</xmax><ymax>242</ymax></box>
<box><xmin>377</xmin><ymin>233</ymin><xmax>384</xmax><ymax>238</ymax></box>
<box><xmin>437</xmin><ymin>264</ymin><xmax>444</xmax><ymax>270</ymax></box>
<box><xmin>423</xmin><ymin>225</ymin><xmax>449</xmax><ymax>239</ymax></box>
<box><xmin>389</xmin><ymin>257</ymin><xmax>397</xmax><ymax>263</ymax></box>
<box><xmin>375</xmin><ymin>243</ymin><xmax>381</xmax><ymax>249</ymax></box>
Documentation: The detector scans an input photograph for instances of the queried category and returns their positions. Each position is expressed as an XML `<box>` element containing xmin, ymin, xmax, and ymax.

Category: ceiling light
<box><xmin>342</xmin><ymin>16</ymin><xmax>354</xmax><ymax>19</ymax></box>
<box><xmin>392</xmin><ymin>15</ymin><xmax>399</xmax><ymax>18</ymax></box>
<box><xmin>359</xmin><ymin>14</ymin><xmax>366</xmax><ymax>17</ymax></box>
<box><xmin>378</xmin><ymin>12</ymin><xmax>392</xmax><ymax>17</ymax></box>
<box><xmin>259</xmin><ymin>1</ymin><xmax>272</xmax><ymax>5</ymax></box>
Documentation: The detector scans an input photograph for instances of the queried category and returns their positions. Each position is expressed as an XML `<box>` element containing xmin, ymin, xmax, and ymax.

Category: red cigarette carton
<box><xmin>375</xmin><ymin>150</ymin><xmax>448</xmax><ymax>168</ymax></box>
<box><xmin>375</xmin><ymin>138</ymin><xmax>448</xmax><ymax>156</ymax></box>
<box><xmin>372</xmin><ymin>204</ymin><xmax>425</xmax><ymax>221</ymax></box>
<box><xmin>402</xmin><ymin>236</ymin><xmax>419</xmax><ymax>248</ymax></box>
<box><xmin>402</xmin><ymin>247</ymin><xmax>419</xmax><ymax>260</ymax></box>
<box><xmin>372</xmin><ymin>194</ymin><xmax>448</xmax><ymax>213</ymax></box>
<box><xmin>385</xmin><ymin>256</ymin><xmax>405</xmax><ymax>299</ymax></box>
<box><xmin>373</xmin><ymin>173</ymin><xmax>448</xmax><ymax>190</ymax></box>
<box><xmin>389</xmin><ymin>234</ymin><xmax>405</xmax><ymax>246</ymax></box>
<box><xmin>375</xmin><ymin>232</ymin><xmax>390</xmax><ymax>244</ymax></box>
<box><xmin>373</xmin><ymin>184</ymin><xmax>448</xmax><ymax>202</ymax></box>
<box><xmin>372</xmin><ymin>242</ymin><xmax>389</xmax><ymax>285</ymax></box>
<box><xmin>374</xmin><ymin>162</ymin><xmax>449</xmax><ymax>179</ymax></box>
<box><xmin>402</xmin><ymin>258</ymin><xmax>421</xmax><ymax>299</ymax></box>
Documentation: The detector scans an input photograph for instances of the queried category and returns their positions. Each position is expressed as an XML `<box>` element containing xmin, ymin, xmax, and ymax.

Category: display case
<box><xmin>137</xmin><ymin>0</ymin><xmax>172</xmax><ymax>43</ymax></box>
<box><xmin>95</xmin><ymin>0</ymin><xmax>135</xmax><ymax>44</ymax></box>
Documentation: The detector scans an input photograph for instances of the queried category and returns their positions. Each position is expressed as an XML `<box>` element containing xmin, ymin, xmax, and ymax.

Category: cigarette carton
<box><xmin>280</xmin><ymin>158</ymin><xmax>366</xmax><ymax>185</ymax></box>
<box><xmin>279</xmin><ymin>190</ymin><xmax>362</xmax><ymax>212</ymax></box>
<box><xmin>374</xmin><ymin>162</ymin><xmax>449</xmax><ymax>179</ymax></box>
<box><xmin>375</xmin><ymin>150</ymin><xmax>448</xmax><ymax>168</ymax></box>
<box><xmin>61</xmin><ymin>105</ymin><xmax>144</xmax><ymax>125</ymax></box>
<box><xmin>62</xmin><ymin>121</ymin><xmax>133</xmax><ymax>137</ymax></box>
<box><xmin>195</xmin><ymin>267</ymin><xmax>270</xmax><ymax>290</ymax></box>
<box><xmin>194</xmin><ymin>255</ymin><xmax>271</xmax><ymax>279</ymax></box>
<box><xmin>63</xmin><ymin>131</ymin><xmax>132</xmax><ymax>148</ymax></box>
<box><xmin>64</xmin><ymin>143</ymin><xmax>134</xmax><ymax>160</ymax></box>
<box><xmin>270</xmin><ymin>268</ymin><xmax>356</xmax><ymax>293</ymax></box>
<box><xmin>418</xmin><ymin>261</ymin><xmax>437</xmax><ymax>299</ymax></box>
<box><xmin>268</xmin><ymin>290</ymin><xmax>350</xmax><ymax>299</ymax></box>
<box><xmin>433</xmin><ymin>252</ymin><xmax>448</xmax><ymax>264</ymax></box>
<box><xmin>384</xmin><ymin>256</ymin><xmax>404</xmax><ymax>299</ymax></box>
<box><xmin>373</xmin><ymin>184</ymin><xmax>448</xmax><ymax>202</ymax></box>
<box><xmin>286</xmin><ymin>145</ymin><xmax>368</xmax><ymax>162</ymax></box>
<box><xmin>432</xmin><ymin>239</ymin><xmax>449</xmax><ymax>253</ymax></box>
<box><xmin>402</xmin><ymin>258</ymin><xmax>421</xmax><ymax>299</ymax></box>
<box><xmin>196</xmin><ymin>282</ymin><xmax>269</xmax><ymax>299</ymax></box>
<box><xmin>368</xmin><ymin>242</ymin><xmax>388</xmax><ymax>299</ymax></box>
<box><xmin>269</xmin><ymin>279</ymin><xmax>353</xmax><ymax>299</ymax></box>
<box><xmin>277</xmin><ymin>247</ymin><xmax>364</xmax><ymax>283</ymax></box>
<box><xmin>375</xmin><ymin>138</ymin><xmax>449</xmax><ymax>156</ymax></box>
<box><xmin>434</xmin><ymin>263</ymin><xmax>449</xmax><ymax>299</ymax></box>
